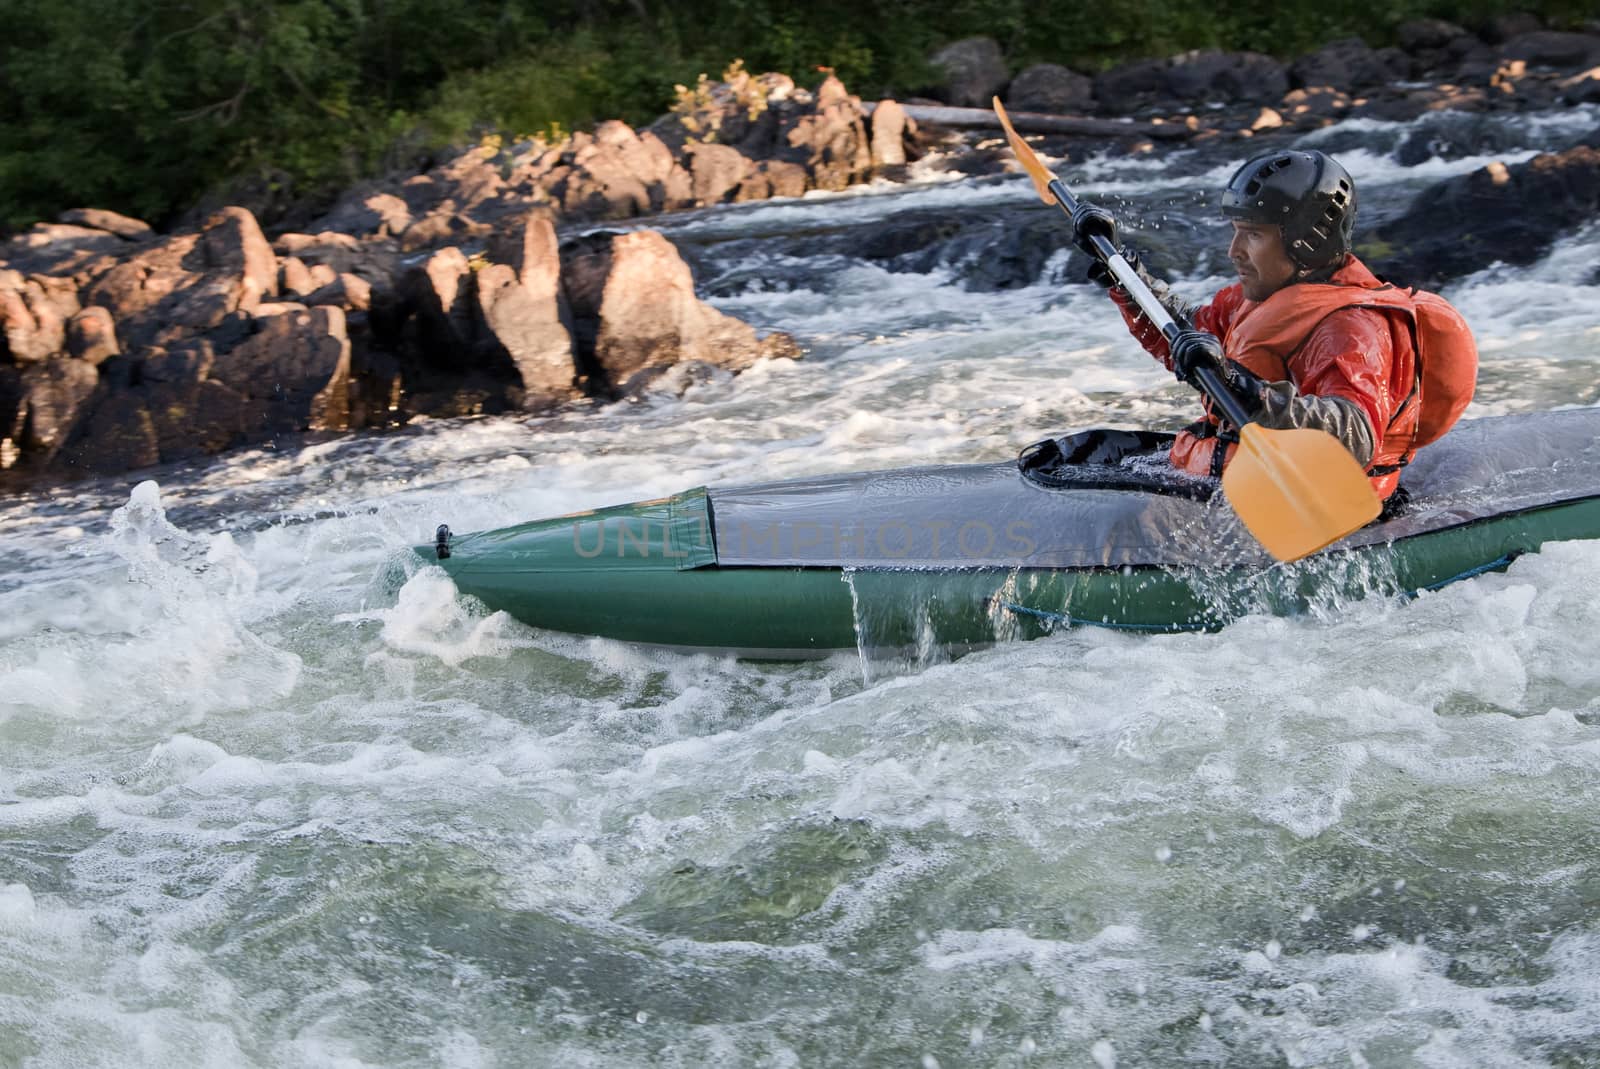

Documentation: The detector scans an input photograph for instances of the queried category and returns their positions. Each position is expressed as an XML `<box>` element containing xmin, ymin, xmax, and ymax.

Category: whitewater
<box><xmin>3</xmin><ymin>105</ymin><xmax>1600</xmax><ymax>1067</ymax></box>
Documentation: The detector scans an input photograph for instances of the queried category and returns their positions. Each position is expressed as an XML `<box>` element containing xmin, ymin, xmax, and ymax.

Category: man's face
<box><xmin>1228</xmin><ymin>221</ymin><xmax>1298</xmax><ymax>301</ymax></box>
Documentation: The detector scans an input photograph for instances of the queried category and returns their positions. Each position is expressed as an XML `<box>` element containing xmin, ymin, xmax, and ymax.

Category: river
<box><xmin>3</xmin><ymin>105</ymin><xmax>1600</xmax><ymax>1067</ymax></box>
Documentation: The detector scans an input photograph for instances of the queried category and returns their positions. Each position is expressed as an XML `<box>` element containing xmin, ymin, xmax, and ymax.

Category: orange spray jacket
<box><xmin>1111</xmin><ymin>256</ymin><xmax>1422</xmax><ymax>499</ymax></box>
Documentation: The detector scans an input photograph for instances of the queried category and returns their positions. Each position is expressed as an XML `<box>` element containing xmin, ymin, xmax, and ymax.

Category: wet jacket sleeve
<box><xmin>1109</xmin><ymin>284</ymin><xmax>1240</xmax><ymax>373</ymax></box>
<box><xmin>1250</xmin><ymin>307</ymin><xmax>1398</xmax><ymax>467</ymax></box>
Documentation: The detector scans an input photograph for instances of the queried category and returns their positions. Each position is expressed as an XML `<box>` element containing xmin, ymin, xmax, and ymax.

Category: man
<box><xmin>1075</xmin><ymin>149</ymin><xmax>1473</xmax><ymax>507</ymax></box>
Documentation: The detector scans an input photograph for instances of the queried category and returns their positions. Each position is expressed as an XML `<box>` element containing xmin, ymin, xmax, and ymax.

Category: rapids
<box><xmin>3</xmin><ymin>105</ymin><xmax>1600</xmax><ymax>1067</ymax></box>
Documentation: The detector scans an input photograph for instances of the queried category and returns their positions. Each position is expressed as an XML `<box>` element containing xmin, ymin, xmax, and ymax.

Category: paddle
<box><xmin>991</xmin><ymin>97</ymin><xmax>1380</xmax><ymax>562</ymax></box>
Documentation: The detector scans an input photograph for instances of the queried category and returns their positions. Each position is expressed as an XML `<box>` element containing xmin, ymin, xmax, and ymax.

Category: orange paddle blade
<box><xmin>1223</xmin><ymin>424</ymin><xmax>1382</xmax><ymax>562</ymax></box>
<box><xmin>992</xmin><ymin>97</ymin><xmax>1057</xmax><ymax>205</ymax></box>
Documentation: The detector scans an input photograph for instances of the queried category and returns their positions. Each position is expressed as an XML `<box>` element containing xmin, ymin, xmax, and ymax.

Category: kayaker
<box><xmin>1075</xmin><ymin>150</ymin><xmax>1476</xmax><ymax>509</ymax></box>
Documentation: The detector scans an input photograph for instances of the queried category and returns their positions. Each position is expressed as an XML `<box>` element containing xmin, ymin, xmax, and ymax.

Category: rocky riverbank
<box><xmin>5</xmin><ymin>15</ymin><xmax>1600</xmax><ymax>489</ymax></box>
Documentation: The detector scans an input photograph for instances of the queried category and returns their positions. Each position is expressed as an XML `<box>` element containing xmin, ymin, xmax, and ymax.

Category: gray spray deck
<box><xmin>707</xmin><ymin>409</ymin><xmax>1600</xmax><ymax>570</ymax></box>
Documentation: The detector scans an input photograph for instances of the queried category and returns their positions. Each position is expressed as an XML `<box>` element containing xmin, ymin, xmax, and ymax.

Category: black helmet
<box><xmin>1220</xmin><ymin>150</ymin><xmax>1357</xmax><ymax>271</ymax></box>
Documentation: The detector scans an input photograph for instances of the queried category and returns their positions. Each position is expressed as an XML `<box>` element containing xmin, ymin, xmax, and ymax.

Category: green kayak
<box><xmin>416</xmin><ymin>410</ymin><xmax>1600</xmax><ymax>657</ymax></box>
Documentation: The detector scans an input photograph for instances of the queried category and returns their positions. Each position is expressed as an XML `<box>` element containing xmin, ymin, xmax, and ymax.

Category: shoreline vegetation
<box><xmin>4</xmin><ymin>7</ymin><xmax>1600</xmax><ymax>491</ymax></box>
<box><xmin>0</xmin><ymin>1</ymin><xmax>1592</xmax><ymax>235</ymax></box>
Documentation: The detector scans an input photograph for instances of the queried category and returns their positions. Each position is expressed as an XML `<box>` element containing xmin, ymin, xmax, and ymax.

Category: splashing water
<box><xmin>4</xmin><ymin>107</ymin><xmax>1600</xmax><ymax>1067</ymax></box>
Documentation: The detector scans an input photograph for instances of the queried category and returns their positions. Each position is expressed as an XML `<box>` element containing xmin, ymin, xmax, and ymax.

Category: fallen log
<box><xmin>863</xmin><ymin>102</ymin><xmax>1195</xmax><ymax>141</ymax></box>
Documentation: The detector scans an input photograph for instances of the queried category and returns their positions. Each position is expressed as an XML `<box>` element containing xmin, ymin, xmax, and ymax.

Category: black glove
<box><xmin>1071</xmin><ymin>203</ymin><xmax>1118</xmax><ymax>259</ymax></box>
<box><xmin>1086</xmin><ymin>245</ymin><xmax>1140</xmax><ymax>292</ymax></box>
<box><xmin>1168</xmin><ymin>329</ymin><xmax>1226</xmax><ymax>388</ymax></box>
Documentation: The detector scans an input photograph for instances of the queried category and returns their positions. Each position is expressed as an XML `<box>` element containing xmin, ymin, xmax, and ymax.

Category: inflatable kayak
<box><xmin>417</xmin><ymin>409</ymin><xmax>1600</xmax><ymax>657</ymax></box>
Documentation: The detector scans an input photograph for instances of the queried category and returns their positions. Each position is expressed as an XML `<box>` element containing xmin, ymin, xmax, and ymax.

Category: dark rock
<box><xmin>1482</xmin><ymin>12</ymin><xmax>1544</xmax><ymax>44</ymax></box>
<box><xmin>274</xmin><ymin>232</ymin><xmax>398</xmax><ymax>292</ymax></box>
<box><xmin>1166</xmin><ymin>50</ymin><xmax>1289</xmax><ymax>104</ymax></box>
<box><xmin>1369</xmin><ymin>146</ymin><xmax>1600</xmax><ymax>287</ymax></box>
<box><xmin>305</xmin><ymin>274</ymin><xmax>373</xmax><ymax>313</ymax></box>
<box><xmin>1005</xmin><ymin>64</ymin><xmax>1094</xmax><ymax>113</ymax></box>
<box><xmin>0</xmin><ymin>223</ymin><xmax>127</xmax><ymax>277</ymax></box>
<box><xmin>210</xmin><ymin>307</ymin><xmax>353</xmax><ymax>432</ymax></box>
<box><xmin>60</xmin><ymin>391</ymin><xmax>159</xmax><ymax>473</ymax></box>
<box><xmin>1398</xmin><ymin>18</ymin><xmax>1471</xmax><ymax>52</ymax></box>
<box><xmin>57</xmin><ymin>209</ymin><xmax>153</xmax><ymax>242</ymax></box>
<box><xmin>315</xmin><ymin>191</ymin><xmax>413</xmax><ymax>238</ymax></box>
<box><xmin>66</xmin><ymin>307</ymin><xmax>119</xmax><ymax>365</ymax></box>
<box><xmin>1098</xmin><ymin>50</ymin><xmax>1287</xmax><ymax>112</ymax></box>
<box><xmin>1393</xmin><ymin>112</ymin><xmax>1532</xmax><ymax>166</ymax></box>
<box><xmin>7</xmin><ymin>358</ymin><xmax>99</xmax><ymax>456</ymax></box>
<box><xmin>402</xmin><ymin>247</ymin><xmax>477</xmax><ymax>361</ymax></box>
<box><xmin>140</xmin><ymin>342</ymin><xmax>247</xmax><ymax>461</ymax></box>
<box><xmin>1499</xmin><ymin>31</ymin><xmax>1600</xmax><ymax>70</ymax></box>
<box><xmin>1092</xmin><ymin>58</ymin><xmax>1170</xmax><ymax>113</ymax></box>
<box><xmin>1292</xmin><ymin>37</ymin><xmax>1411</xmax><ymax>91</ymax></box>
<box><xmin>928</xmin><ymin>37</ymin><xmax>1008</xmax><ymax>108</ymax></box>
<box><xmin>1562</xmin><ymin>67</ymin><xmax>1600</xmax><ymax>104</ymax></box>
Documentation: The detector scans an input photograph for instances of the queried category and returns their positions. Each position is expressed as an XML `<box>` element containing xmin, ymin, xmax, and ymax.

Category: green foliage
<box><xmin>0</xmin><ymin>0</ymin><xmax>1593</xmax><ymax>233</ymax></box>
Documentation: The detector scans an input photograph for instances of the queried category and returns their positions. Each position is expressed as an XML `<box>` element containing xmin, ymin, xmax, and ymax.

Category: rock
<box><xmin>1278</xmin><ymin>87</ymin><xmax>1355</xmax><ymax>126</ymax></box>
<box><xmin>6</xmin><ymin>358</ymin><xmax>99</xmax><ymax>456</ymax></box>
<box><xmin>682</xmin><ymin>142</ymin><xmax>751</xmax><ymax>205</ymax></box>
<box><xmin>199</xmin><ymin>206</ymin><xmax>278</xmax><ymax>303</ymax></box>
<box><xmin>1165</xmin><ymin>50</ymin><xmax>1289</xmax><ymax>104</ymax></box>
<box><xmin>274</xmin><ymin>231</ymin><xmax>399</xmax><ymax>291</ymax></box>
<box><xmin>56</xmin><ymin>209</ymin><xmax>153</xmax><ymax>241</ymax></box>
<box><xmin>1499</xmin><ymin>31</ymin><xmax>1600</xmax><ymax>70</ymax></box>
<box><xmin>1</xmin><ymin>272</ymin><xmax>78</xmax><ymax>362</ymax></box>
<box><xmin>281</xmin><ymin>257</ymin><xmax>317</xmax><ymax>299</ymax></box>
<box><xmin>79</xmin><ymin>234</ymin><xmax>199</xmax><ymax>324</ymax></box>
<box><xmin>316</xmin><ymin>190</ymin><xmax>413</xmax><ymax>237</ymax></box>
<box><xmin>210</xmin><ymin>307</ymin><xmax>352</xmax><ymax>432</ymax></box>
<box><xmin>733</xmin><ymin>160</ymin><xmax>809</xmax><ymax>202</ymax></box>
<box><xmin>1561</xmin><ymin>67</ymin><xmax>1600</xmax><ymax>104</ymax></box>
<box><xmin>1251</xmin><ymin>107</ymin><xmax>1285</xmax><ymax>131</ymax></box>
<box><xmin>305</xmin><ymin>273</ymin><xmax>373</xmax><ymax>312</ymax></box>
<box><xmin>928</xmin><ymin>36</ymin><xmax>1008</xmax><ymax>108</ymax></box>
<box><xmin>869</xmin><ymin>99</ymin><xmax>909</xmax><ymax>169</ymax></box>
<box><xmin>1398</xmin><ymin>18</ymin><xmax>1471</xmax><ymax>52</ymax></box>
<box><xmin>402</xmin><ymin>246</ymin><xmax>477</xmax><ymax>358</ymax></box>
<box><xmin>1092</xmin><ymin>58</ymin><xmax>1171</xmax><ymax>113</ymax></box>
<box><xmin>1393</xmin><ymin>112</ymin><xmax>1535</xmax><ymax>166</ymax></box>
<box><xmin>780</xmin><ymin>75</ymin><xmax>871</xmax><ymax>192</ymax></box>
<box><xmin>1369</xmin><ymin>145</ymin><xmax>1600</xmax><ymax>287</ymax></box>
<box><xmin>1482</xmin><ymin>12</ymin><xmax>1544</xmax><ymax>44</ymax></box>
<box><xmin>400</xmin><ymin>211</ymin><xmax>493</xmax><ymax>252</ymax></box>
<box><xmin>0</xmin><ymin>223</ymin><xmax>128</xmax><ymax>277</ymax></box>
<box><xmin>1098</xmin><ymin>50</ymin><xmax>1286</xmax><ymax>112</ymax></box>
<box><xmin>139</xmin><ymin>341</ymin><xmax>247</xmax><ymax>460</ymax></box>
<box><xmin>65</xmin><ymin>307</ymin><xmax>119</xmax><ymax>364</ymax></box>
<box><xmin>1005</xmin><ymin>64</ymin><xmax>1094</xmax><ymax>113</ymax></box>
<box><xmin>1291</xmin><ymin>37</ymin><xmax>1410</xmax><ymax>91</ymax></box>
<box><xmin>572</xmin><ymin>230</ymin><xmax>796</xmax><ymax>391</ymax></box>
<box><xmin>472</xmin><ymin>211</ymin><xmax>576</xmax><ymax>408</ymax></box>
<box><xmin>60</xmin><ymin>391</ymin><xmax>160</xmax><ymax>474</ymax></box>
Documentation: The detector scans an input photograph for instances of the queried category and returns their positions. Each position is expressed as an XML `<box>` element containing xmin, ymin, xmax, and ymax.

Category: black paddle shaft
<box><xmin>1045</xmin><ymin>178</ymin><xmax>1255</xmax><ymax>430</ymax></box>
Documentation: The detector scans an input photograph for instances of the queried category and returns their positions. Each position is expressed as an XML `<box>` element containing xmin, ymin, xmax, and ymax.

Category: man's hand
<box><xmin>1085</xmin><ymin>245</ymin><xmax>1139</xmax><ymax>292</ymax></box>
<box><xmin>1071</xmin><ymin>203</ymin><xmax>1118</xmax><ymax>259</ymax></box>
<box><xmin>1169</xmin><ymin>329</ymin><xmax>1226</xmax><ymax>388</ymax></box>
